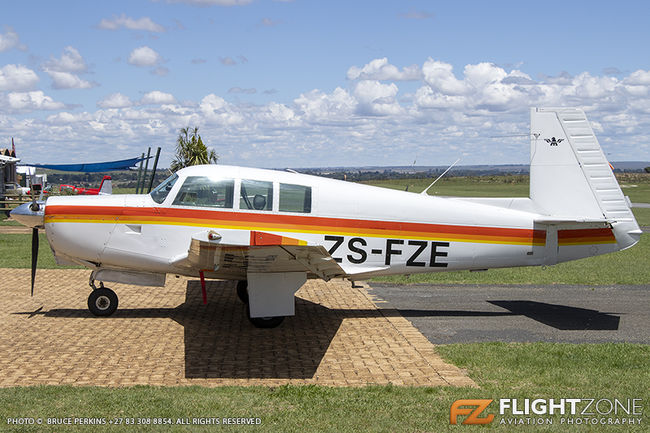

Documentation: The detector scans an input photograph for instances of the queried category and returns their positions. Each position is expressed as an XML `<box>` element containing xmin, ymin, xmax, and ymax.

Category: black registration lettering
<box><xmin>385</xmin><ymin>239</ymin><xmax>404</xmax><ymax>265</ymax></box>
<box><xmin>325</xmin><ymin>235</ymin><xmax>344</xmax><ymax>263</ymax></box>
<box><xmin>406</xmin><ymin>240</ymin><xmax>428</xmax><ymax>267</ymax></box>
<box><xmin>429</xmin><ymin>241</ymin><xmax>449</xmax><ymax>267</ymax></box>
<box><xmin>347</xmin><ymin>237</ymin><xmax>367</xmax><ymax>264</ymax></box>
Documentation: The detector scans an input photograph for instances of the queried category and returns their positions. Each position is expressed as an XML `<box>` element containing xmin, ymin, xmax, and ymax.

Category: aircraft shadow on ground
<box><xmin>487</xmin><ymin>300</ymin><xmax>620</xmax><ymax>330</ymax></box>
<box><xmin>14</xmin><ymin>281</ymin><xmax>409</xmax><ymax>380</ymax></box>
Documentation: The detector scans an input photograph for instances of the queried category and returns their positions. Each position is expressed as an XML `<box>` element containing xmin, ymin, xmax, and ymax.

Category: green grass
<box><xmin>0</xmin><ymin>234</ymin><xmax>81</xmax><ymax>269</ymax></box>
<box><xmin>374</xmin><ymin>234</ymin><xmax>649</xmax><ymax>285</ymax></box>
<box><xmin>0</xmin><ymin>343</ymin><xmax>646</xmax><ymax>432</ymax></box>
<box><xmin>364</xmin><ymin>175</ymin><xmax>531</xmax><ymax>197</ymax></box>
<box><xmin>632</xmin><ymin>207</ymin><xmax>650</xmax><ymax>226</ymax></box>
<box><xmin>0</xmin><ymin>218</ymin><xmax>21</xmax><ymax>226</ymax></box>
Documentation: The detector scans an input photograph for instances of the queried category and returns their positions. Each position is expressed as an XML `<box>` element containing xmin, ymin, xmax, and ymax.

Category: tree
<box><xmin>170</xmin><ymin>126</ymin><xmax>218</xmax><ymax>172</ymax></box>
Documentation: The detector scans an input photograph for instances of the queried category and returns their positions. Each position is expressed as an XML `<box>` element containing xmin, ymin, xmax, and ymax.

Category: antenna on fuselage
<box><xmin>420</xmin><ymin>157</ymin><xmax>461</xmax><ymax>196</ymax></box>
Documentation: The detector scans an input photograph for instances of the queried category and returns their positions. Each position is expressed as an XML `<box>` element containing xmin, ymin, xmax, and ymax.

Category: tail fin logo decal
<box><xmin>544</xmin><ymin>137</ymin><xmax>564</xmax><ymax>146</ymax></box>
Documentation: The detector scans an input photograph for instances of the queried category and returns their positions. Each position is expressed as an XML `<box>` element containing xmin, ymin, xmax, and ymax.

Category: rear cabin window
<box><xmin>279</xmin><ymin>183</ymin><xmax>312</xmax><ymax>213</ymax></box>
<box><xmin>172</xmin><ymin>176</ymin><xmax>234</xmax><ymax>208</ymax></box>
<box><xmin>240</xmin><ymin>179</ymin><xmax>273</xmax><ymax>211</ymax></box>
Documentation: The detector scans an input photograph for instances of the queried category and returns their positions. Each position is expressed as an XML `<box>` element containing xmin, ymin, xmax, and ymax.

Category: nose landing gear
<box><xmin>88</xmin><ymin>279</ymin><xmax>118</xmax><ymax>317</ymax></box>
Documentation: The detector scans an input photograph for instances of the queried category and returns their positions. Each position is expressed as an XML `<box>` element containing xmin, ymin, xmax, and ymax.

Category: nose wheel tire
<box><xmin>88</xmin><ymin>287</ymin><xmax>119</xmax><ymax>317</ymax></box>
<box><xmin>246</xmin><ymin>304</ymin><xmax>285</xmax><ymax>328</ymax></box>
<box><xmin>236</xmin><ymin>280</ymin><xmax>249</xmax><ymax>304</ymax></box>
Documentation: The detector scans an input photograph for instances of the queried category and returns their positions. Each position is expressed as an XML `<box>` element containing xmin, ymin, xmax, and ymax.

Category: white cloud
<box><xmin>0</xmin><ymin>64</ymin><xmax>39</xmax><ymax>91</ymax></box>
<box><xmin>0</xmin><ymin>27</ymin><xmax>26</xmax><ymax>52</ymax></box>
<box><xmin>294</xmin><ymin>87</ymin><xmax>356</xmax><ymax>122</ymax></box>
<box><xmin>199</xmin><ymin>94</ymin><xmax>244</xmax><ymax>125</ymax></box>
<box><xmin>3</xmin><ymin>57</ymin><xmax>650</xmax><ymax>167</ymax></box>
<box><xmin>347</xmin><ymin>58</ymin><xmax>421</xmax><ymax>81</ymax></box>
<box><xmin>47</xmin><ymin>71</ymin><xmax>96</xmax><ymax>89</ymax></box>
<box><xmin>624</xmin><ymin>69</ymin><xmax>650</xmax><ymax>86</ymax></box>
<box><xmin>128</xmin><ymin>46</ymin><xmax>163</xmax><ymax>67</ymax></box>
<box><xmin>44</xmin><ymin>46</ymin><xmax>88</xmax><ymax>73</ymax></box>
<box><xmin>140</xmin><ymin>90</ymin><xmax>176</xmax><ymax>105</ymax></box>
<box><xmin>353</xmin><ymin>80</ymin><xmax>402</xmax><ymax>116</ymax></box>
<box><xmin>98</xmin><ymin>14</ymin><xmax>165</xmax><ymax>32</ymax></box>
<box><xmin>97</xmin><ymin>93</ymin><xmax>132</xmax><ymax>108</ymax></box>
<box><xmin>6</xmin><ymin>91</ymin><xmax>65</xmax><ymax>111</ymax></box>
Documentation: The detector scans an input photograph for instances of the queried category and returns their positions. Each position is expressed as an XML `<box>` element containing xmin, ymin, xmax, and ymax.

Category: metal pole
<box><xmin>140</xmin><ymin>147</ymin><xmax>151</xmax><ymax>194</ymax></box>
<box><xmin>135</xmin><ymin>152</ymin><xmax>145</xmax><ymax>194</ymax></box>
<box><xmin>147</xmin><ymin>147</ymin><xmax>161</xmax><ymax>193</ymax></box>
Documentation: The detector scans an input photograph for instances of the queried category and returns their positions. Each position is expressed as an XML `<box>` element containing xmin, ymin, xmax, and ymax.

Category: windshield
<box><xmin>150</xmin><ymin>173</ymin><xmax>178</xmax><ymax>204</ymax></box>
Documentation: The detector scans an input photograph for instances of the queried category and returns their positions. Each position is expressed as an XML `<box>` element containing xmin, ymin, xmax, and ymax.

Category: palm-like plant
<box><xmin>170</xmin><ymin>126</ymin><xmax>218</xmax><ymax>172</ymax></box>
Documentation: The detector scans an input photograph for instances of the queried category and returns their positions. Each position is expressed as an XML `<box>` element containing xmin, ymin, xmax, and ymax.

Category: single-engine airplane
<box><xmin>59</xmin><ymin>175</ymin><xmax>112</xmax><ymax>195</ymax></box>
<box><xmin>11</xmin><ymin>108</ymin><xmax>641</xmax><ymax>327</ymax></box>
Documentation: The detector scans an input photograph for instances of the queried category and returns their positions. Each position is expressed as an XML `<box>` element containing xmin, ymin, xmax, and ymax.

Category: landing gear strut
<box><xmin>88</xmin><ymin>279</ymin><xmax>118</xmax><ymax>317</ymax></box>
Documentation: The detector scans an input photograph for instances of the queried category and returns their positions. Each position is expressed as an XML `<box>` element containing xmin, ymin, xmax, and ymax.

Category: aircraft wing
<box><xmin>172</xmin><ymin>230</ymin><xmax>347</xmax><ymax>281</ymax></box>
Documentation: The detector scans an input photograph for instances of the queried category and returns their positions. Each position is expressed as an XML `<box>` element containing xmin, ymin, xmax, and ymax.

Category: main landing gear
<box><xmin>236</xmin><ymin>280</ymin><xmax>285</xmax><ymax>329</ymax></box>
<box><xmin>87</xmin><ymin>279</ymin><xmax>118</xmax><ymax>317</ymax></box>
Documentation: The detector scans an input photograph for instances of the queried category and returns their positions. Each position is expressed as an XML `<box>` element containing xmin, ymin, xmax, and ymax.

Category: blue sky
<box><xmin>1</xmin><ymin>0</ymin><xmax>649</xmax><ymax>168</ymax></box>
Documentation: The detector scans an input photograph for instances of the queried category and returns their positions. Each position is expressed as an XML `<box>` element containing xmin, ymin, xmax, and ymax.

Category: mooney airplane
<box><xmin>11</xmin><ymin>108</ymin><xmax>641</xmax><ymax>327</ymax></box>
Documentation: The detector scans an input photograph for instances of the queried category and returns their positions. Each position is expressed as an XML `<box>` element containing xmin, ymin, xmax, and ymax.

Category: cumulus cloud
<box><xmin>3</xmin><ymin>56</ymin><xmax>650</xmax><ymax>167</ymax></box>
<box><xmin>44</xmin><ymin>46</ymin><xmax>88</xmax><ymax>73</ymax></box>
<box><xmin>128</xmin><ymin>46</ymin><xmax>163</xmax><ymax>67</ymax></box>
<box><xmin>0</xmin><ymin>27</ymin><xmax>26</xmax><ymax>52</ymax></box>
<box><xmin>347</xmin><ymin>58</ymin><xmax>421</xmax><ymax>81</ymax></box>
<box><xmin>47</xmin><ymin>71</ymin><xmax>96</xmax><ymax>89</ymax></box>
<box><xmin>259</xmin><ymin>18</ymin><xmax>281</xmax><ymax>27</ymax></box>
<box><xmin>97</xmin><ymin>93</ymin><xmax>133</xmax><ymax>108</ymax></box>
<box><xmin>0</xmin><ymin>65</ymin><xmax>39</xmax><ymax>91</ymax></box>
<box><xmin>353</xmin><ymin>80</ymin><xmax>402</xmax><ymax>116</ymax></box>
<box><xmin>42</xmin><ymin>47</ymin><xmax>97</xmax><ymax>89</ymax></box>
<box><xmin>140</xmin><ymin>90</ymin><xmax>176</xmax><ymax>105</ymax></box>
<box><xmin>98</xmin><ymin>14</ymin><xmax>165</xmax><ymax>32</ymax></box>
<box><xmin>5</xmin><ymin>91</ymin><xmax>65</xmax><ymax>111</ymax></box>
<box><xmin>191</xmin><ymin>58</ymin><xmax>207</xmax><ymax>64</ymax></box>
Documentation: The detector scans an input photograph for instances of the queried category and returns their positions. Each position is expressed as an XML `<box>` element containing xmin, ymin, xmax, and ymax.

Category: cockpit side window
<box><xmin>150</xmin><ymin>173</ymin><xmax>178</xmax><ymax>204</ymax></box>
<box><xmin>172</xmin><ymin>176</ymin><xmax>234</xmax><ymax>208</ymax></box>
<box><xmin>240</xmin><ymin>179</ymin><xmax>273</xmax><ymax>211</ymax></box>
<box><xmin>279</xmin><ymin>183</ymin><xmax>312</xmax><ymax>213</ymax></box>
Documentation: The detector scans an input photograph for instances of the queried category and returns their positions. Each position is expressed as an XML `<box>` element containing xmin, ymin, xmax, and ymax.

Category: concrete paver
<box><xmin>0</xmin><ymin>269</ymin><xmax>475</xmax><ymax>388</ymax></box>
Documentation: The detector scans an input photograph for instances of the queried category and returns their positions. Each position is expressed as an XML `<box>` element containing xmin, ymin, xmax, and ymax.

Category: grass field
<box><xmin>0</xmin><ymin>343</ymin><xmax>647</xmax><ymax>432</ymax></box>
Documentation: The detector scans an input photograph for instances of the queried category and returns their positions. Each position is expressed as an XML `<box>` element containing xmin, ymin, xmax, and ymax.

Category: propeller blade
<box><xmin>31</xmin><ymin>227</ymin><xmax>38</xmax><ymax>296</ymax></box>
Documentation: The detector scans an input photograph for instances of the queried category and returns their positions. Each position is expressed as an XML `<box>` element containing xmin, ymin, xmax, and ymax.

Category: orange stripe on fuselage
<box><xmin>558</xmin><ymin>228</ymin><xmax>616</xmax><ymax>245</ymax></box>
<box><xmin>44</xmin><ymin>205</ymin><xmax>547</xmax><ymax>246</ymax></box>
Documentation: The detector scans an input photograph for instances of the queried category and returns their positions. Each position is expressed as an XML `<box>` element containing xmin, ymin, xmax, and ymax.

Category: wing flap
<box><xmin>176</xmin><ymin>230</ymin><xmax>346</xmax><ymax>280</ymax></box>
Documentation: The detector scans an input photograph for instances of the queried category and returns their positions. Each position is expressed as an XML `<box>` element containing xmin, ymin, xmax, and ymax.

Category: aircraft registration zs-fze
<box><xmin>12</xmin><ymin>108</ymin><xmax>642</xmax><ymax>328</ymax></box>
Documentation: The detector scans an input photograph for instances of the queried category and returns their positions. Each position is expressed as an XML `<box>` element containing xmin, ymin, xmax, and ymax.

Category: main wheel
<box><xmin>236</xmin><ymin>280</ymin><xmax>249</xmax><ymax>304</ymax></box>
<box><xmin>88</xmin><ymin>287</ymin><xmax>118</xmax><ymax>317</ymax></box>
<box><xmin>246</xmin><ymin>305</ymin><xmax>284</xmax><ymax>328</ymax></box>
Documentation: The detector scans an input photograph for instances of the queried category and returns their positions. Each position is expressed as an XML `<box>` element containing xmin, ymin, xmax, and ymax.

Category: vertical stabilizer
<box><xmin>99</xmin><ymin>175</ymin><xmax>112</xmax><ymax>195</ymax></box>
<box><xmin>530</xmin><ymin>108</ymin><xmax>640</xmax><ymax>250</ymax></box>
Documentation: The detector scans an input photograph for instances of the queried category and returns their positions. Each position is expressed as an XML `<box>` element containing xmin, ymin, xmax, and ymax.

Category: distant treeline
<box><xmin>36</xmin><ymin>166</ymin><xmax>649</xmax><ymax>188</ymax></box>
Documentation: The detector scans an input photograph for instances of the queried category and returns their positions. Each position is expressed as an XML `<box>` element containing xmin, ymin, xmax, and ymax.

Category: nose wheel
<box><xmin>87</xmin><ymin>284</ymin><xmax>119</xmax><ymax>317</ymax></box>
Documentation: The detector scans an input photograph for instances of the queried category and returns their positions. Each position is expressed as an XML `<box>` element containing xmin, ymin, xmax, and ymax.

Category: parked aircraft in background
<box><xmin>11</xmin><ymin>108</ymin><xmax>641</xmax><ymax>327</ymax></box>
<box><xmin>59</xmin><ymin>175</ymin><xmax>112</xmax><ymax>195</ymax></box>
